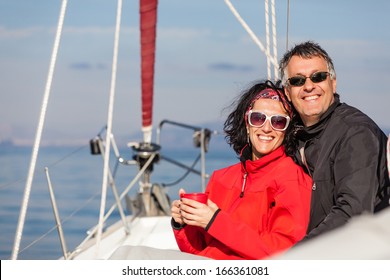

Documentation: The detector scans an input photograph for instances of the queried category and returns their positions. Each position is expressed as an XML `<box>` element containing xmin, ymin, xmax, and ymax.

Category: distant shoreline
<box><xmin>2</xmin><ymin>126</ymin><xmax>389</xmax><ymax>149</ymax></box>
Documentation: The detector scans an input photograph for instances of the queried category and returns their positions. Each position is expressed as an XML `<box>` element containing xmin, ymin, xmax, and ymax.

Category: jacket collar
<box><xmin>240</xmin><ymin>145</ymin><xmax>286</xmax><ymax>171</ymax></box>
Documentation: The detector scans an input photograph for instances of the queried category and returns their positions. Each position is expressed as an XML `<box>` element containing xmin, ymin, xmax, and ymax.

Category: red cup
<box><xmin>180</xmin><ymin>192</ymin><xmax>208</xmax><ymax>204</ymax></box>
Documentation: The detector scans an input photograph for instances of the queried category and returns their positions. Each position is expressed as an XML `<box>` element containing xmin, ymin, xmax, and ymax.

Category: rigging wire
<box><xmin>11</xmin><ymin>0</ymin><xmax>68</xmax><ymax>260</ymax></box>
<box><xmin>2</xmin><ymin>144</ymin><xmax>96</xmax><ymax>258</ymax></box>
<box><xmin>95</xmin><ymin>0</ymin><xmax>123</xmax><ymax>258</ymax></box>
<box><xmin>286</xmin><ymin>0</ymin><xmax>290</xmax><ymax>51</ymax></box>
<box><xmin>271</xmin><ymin>0</ymin><xmax>278</xmax><ymax>78</ymax></box>
<box><xmin>224</xmin><ymin>0</ymin><xmax>279</xmax><ymax>79</ymax></box>
<box><xmin>17</xmin><ymin>188</ymin><xmax>101</xmax><ymax>258</ymax></box>
<box><xmin>265</xmin><ymin>0</ymin><xmax>271</xmax><ymax>79</ymax></box>
<box><xmin>161</xmin><ymin>154</ymin><xmax>202</xmax><ymax>187</ymax></box>
<box><xmin>0</xmin><ymin>145</ymin><xmax>87</xmax><ymax>191</ymax></box>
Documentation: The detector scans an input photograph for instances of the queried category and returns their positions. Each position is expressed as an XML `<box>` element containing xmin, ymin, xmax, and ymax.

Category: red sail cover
<box><xmin>140</xmin><ymin>0</ymin><xmax>158</xmax><ymax>130</ymax></box>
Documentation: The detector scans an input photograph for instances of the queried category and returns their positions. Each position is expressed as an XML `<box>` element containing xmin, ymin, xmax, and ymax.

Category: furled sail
<box><xmin>140</xmin><ymin>0</ymin><xmax>158</xmax><ymax>143</ymax></box>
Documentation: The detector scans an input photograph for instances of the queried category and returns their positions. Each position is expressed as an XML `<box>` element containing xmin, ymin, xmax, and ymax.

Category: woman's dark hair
<box><xmin>223</xmin><ymin>80</ymin><xmax>298</xmax><ymax>158</ymax></box>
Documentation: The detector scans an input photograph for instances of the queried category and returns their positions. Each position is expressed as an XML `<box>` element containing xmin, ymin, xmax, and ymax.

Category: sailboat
<box><xmin>9</xmin><ymin>0</ymin><xmax>282</xmax><ymax>260</ymax></box>
<box><xmin>7</xmin><ymin>0</ymin><xmax>390</xmax><ymax>261</ymax></box>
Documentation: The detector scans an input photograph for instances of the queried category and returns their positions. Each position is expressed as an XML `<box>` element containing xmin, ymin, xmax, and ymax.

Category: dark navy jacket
<box><xmin>295</xmin><ymin>95</ymin><xmax>390</xmax><ymax>240</ymax></box>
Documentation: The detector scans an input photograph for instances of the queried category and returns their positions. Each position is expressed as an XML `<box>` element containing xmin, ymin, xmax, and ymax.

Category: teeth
<box><xmin>304</xmin><ymin>95</ymin><xmax>318</xmax><ymax>101</ymax></box>
<box><xmin>259</xmin><ymin>135</ymin><xmax>273</xmax><ymax>141</ymax></box>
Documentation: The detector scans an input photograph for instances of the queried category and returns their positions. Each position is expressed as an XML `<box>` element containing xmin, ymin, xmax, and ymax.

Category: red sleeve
<box><xmin>172</xmin><ymin>224</ymin><xmax>207</xmax><ymax>254</ymax></box>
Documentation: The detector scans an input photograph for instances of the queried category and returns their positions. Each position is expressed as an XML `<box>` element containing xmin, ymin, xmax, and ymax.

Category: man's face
<box><xmin>284</xmin><ymin>55</ymin><xmax>337</xmax><ymax>126</ymax></box>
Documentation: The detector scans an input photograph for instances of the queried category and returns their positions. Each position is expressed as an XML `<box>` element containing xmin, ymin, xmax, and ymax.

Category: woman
<box><xmin>171</xmin><ymin>80</ymin><xmax>312</xmax><ymax>260</ymax></box>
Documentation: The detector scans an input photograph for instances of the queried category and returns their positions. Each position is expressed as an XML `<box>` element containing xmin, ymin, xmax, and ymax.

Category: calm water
<box><xmin>0</xmin><ymin>138</ymin><xmax>236</xmax><ymax>260</ymax></box>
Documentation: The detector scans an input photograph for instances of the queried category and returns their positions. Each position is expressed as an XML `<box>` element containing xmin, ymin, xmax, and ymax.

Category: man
<box><xmin>279</xmin><ymin>41</ymin><xmax>390</xmax><ymax>240</ymax></box>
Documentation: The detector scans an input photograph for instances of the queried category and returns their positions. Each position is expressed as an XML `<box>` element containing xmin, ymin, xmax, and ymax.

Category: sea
<box><xmin>0</xmin><ymin>137</ymin><xmax>237</xmax><ymax>260</ymax></box>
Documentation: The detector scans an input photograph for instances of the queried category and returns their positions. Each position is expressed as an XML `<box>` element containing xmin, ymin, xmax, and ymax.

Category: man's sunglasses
<box><xmin>247</xmin><ymin>110</ymin><xmax>290</xmax><ymax>131</ymax></box>
<box><xmin>287</xmin><ymin>71</ymin><xmax>330</xmax><ymax>87</ymax></box>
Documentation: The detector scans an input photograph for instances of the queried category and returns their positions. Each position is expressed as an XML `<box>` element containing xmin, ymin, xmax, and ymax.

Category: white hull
<box><xmin>70</xmin><ymin>216</ymin><xmax>178</xmax><ymax>260</ymax></box>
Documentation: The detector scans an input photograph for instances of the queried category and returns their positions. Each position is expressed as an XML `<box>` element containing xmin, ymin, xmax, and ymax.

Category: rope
<box><xmin>286</xmin><ymin>0</ymin><xmax>290</xmax><ymax>51</ymax></box>
<box><xmin>11</xmin><ymin>0</ymin><xmax>68</xmax><ymax>260</ymax></box>
<box><xmin>224</xmin><ymin>0</ymin><xmax>279</xmax><ymax>73</ymax></box>
<box><xmin>271</xmin><ymin>0</ymin><xmax>278</xmax><ymax>78</ymax></box>
<box><xmin>264</xmin><ymin>0</ymin><xmax>271</xmax><ymax>79</ymax></box>
<box><xmin>95</xmin><ymin>0</ymin><xmax>123</xmax><ymax>258</ymax></box>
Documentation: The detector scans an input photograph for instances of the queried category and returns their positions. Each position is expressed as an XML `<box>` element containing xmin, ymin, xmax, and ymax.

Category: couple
<box><xmin>170</xmin><ymin>41</ymin><xmax>390</xmax><ymax>260</ymax></box>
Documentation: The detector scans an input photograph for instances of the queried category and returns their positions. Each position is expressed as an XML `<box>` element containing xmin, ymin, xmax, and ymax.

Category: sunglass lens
<box><xmin>289</xmin><ymin>72</ymin><xmax>329</xmax><ymax>87</ymax></box>
<box><xmin>311</xmin><ymin>72</ymin><xmax>328</xmax><ymax>83</ymax></box>
<box><xmin>250</xmin><ymin>112</ymin><xmax>266</xmax><ymax>127</ymax></box>
<box><xmin>271</xmin><ymin>116</ymin><xmax>288</xmax><ymax>130</ymax></box>
<box><xmin>289</xmin><ymin>76</ymin><xmax>305</xmax><ymax>87</ymax></box>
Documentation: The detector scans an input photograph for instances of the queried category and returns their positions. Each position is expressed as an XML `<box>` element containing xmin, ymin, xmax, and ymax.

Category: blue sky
<box><xmin>1</xmin><ymin>0</ymin><xmax>389</xmax><ymax>146</ymax></box>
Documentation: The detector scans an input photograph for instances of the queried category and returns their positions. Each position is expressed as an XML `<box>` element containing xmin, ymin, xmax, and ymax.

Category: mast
<box><xmin>134</xmin><ymin>0</ymin><xmax>161</xmax><ymax>217</ymax></box>
<box><xmin>140</xmin><ymin>0</ymin><xmax>158</xmax><ymax>144</ymax></box>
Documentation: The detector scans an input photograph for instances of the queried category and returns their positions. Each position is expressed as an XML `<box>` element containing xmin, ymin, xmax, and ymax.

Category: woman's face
<box><xmin>247</xmin><ymin>98</ymin><xmax>288</xmax><ymax>160</ymax></box>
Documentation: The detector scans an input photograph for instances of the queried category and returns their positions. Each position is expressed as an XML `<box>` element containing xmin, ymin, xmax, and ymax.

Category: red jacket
<box><xmin>172</xmin><ymin>146</ymin><xmax>312</xmax><ymax>259</ymax></box>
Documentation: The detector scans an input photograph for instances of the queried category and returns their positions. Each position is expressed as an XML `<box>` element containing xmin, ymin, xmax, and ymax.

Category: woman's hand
<box><xmin>171</xmin><ymin>188</ymin><xmax>186</xmax><ymax>225</ymax></box>
<box><xmin>179</xmin><ymin>198</ymin><xmax>219</xmax><ymax>229</ymax></box>
<box><xmin>171</xmin><ymin>199</ymin><xmax>185</xmax><ymax>225</ymax></box>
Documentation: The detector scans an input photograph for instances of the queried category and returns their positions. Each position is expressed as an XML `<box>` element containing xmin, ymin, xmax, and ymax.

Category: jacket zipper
<box><xmin>240</xmin><ymin>172</ymin><xmax>248</xmax><ymax>198</ymax></box>
<box><xmin>300</xmin><ymin>143</ymin><xmax>316</xmax><ymax>191</ymax></box>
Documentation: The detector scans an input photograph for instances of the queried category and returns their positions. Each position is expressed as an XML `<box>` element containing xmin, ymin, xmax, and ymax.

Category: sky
<box><xmin>0</xmin><ymin>0</ymin><xmax>389</xmax><ymax>146</ymax></box>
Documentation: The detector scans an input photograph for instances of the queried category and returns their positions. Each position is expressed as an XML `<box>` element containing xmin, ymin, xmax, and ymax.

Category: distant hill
<box><xmin>2</xmin><ymin>120</ymin><xmax>389</xmax><ymax>151</ymax></box>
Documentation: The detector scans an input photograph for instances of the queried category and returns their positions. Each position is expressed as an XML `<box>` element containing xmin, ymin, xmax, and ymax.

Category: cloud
<box><xmin>0</xmin><ymin>25</ymin><xmax>46</xmax><ymax>39</ymax></box>
<box><xmin>0</xmin><ymin>25</ymin><xmax>137</xmax><ymax>40</ymax></box>
<box><xmin>159</xmin><ymin>27</ymin><xmax>211</xmax><ymax>40</ymax></box>
<box><xmin>70</xmin><ymin>62</ymin><xmax>92</xmax><ymax>70</ymax></box>
<box><xmin>64</xmin><ymin>26</ymin><xmax>137</xmax><ymax>35</ymax></box>
<box><xmin>208</xmin><ymin>62</ymin><xmax>254</xmax><ymax>72</ymax></box>
<box><xmin>69</xmin><ymin>62</ymin><xmax>107</xmax><ymax>70</ymax></box>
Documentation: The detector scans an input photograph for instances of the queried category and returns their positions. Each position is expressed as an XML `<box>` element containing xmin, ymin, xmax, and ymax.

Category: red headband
<box><xmin>246</xmin><ymin>88</ymin><xmax>292</xmax><ymax>118</ymax></box>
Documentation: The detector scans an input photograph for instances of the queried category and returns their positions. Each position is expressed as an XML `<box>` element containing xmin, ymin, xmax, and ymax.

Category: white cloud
<box><xmin>0</xmin><ymin>25</ymin><xmax>46</xmax><ymax>39</ymax></box>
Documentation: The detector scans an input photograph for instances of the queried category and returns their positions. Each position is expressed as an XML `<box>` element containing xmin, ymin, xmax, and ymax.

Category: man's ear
<box><xmin>284</xmin><ymin>87</ymin><xmax>292</xmax><ymax>101</ymax></box>
<box><xmin>332</xmin><ymin>78</ymin><xmax>337</xmax><ymax>94</ymax></box>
